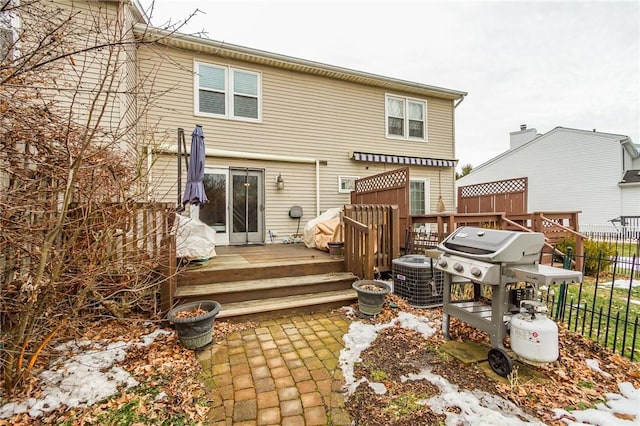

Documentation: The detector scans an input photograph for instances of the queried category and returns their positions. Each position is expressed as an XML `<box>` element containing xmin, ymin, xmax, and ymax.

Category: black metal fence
<box><xmin>540</xmin><ymin>245</ymin><xmax>639</xmax><ymax>361</ymax></box>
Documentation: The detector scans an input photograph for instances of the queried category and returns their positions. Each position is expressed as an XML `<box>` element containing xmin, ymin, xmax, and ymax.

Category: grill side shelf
<box><xmin>506</xmin><ymin>264</ymin><xmax>582</xmax><ymax>285</ymax></box>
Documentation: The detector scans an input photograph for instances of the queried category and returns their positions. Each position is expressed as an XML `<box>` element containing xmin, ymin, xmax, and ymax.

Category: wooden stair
<box><xmin>174</xmin><ymin>249</ymin><xmax>358</xmax><ymax>321</ymax></box>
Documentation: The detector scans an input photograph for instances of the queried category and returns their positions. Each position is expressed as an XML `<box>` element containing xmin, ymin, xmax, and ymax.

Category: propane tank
<box><xmin>510</xmin><ymin>301</ymin><xmax>559</xmax><ymax>365</ymax></box>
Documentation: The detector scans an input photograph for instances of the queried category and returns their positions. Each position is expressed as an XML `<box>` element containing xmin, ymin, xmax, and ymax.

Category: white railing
<box><xmin>581</xmin><ymin>224</ymin><xmax>640</xmax><ymax>240</ymax></box>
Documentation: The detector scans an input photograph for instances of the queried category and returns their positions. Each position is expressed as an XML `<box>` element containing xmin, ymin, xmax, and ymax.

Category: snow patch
<box><xmin>0</xmin><ymin>330</ymin><xmax>171</xmax><ymax>419</ymax></box>
<box><xmin>340</xmin><ymin>311</ymin><xmax>639</xmax><ymax>425</ymax></box>
<box><xmin>585</xmin><ymin>359</ymin><xmax>613</xmax><ymax>378</ymax></box>
<box><xmin>554</xmin><ymin>383</ymin><xmax>639</xmax><ymax>425</ymax></box>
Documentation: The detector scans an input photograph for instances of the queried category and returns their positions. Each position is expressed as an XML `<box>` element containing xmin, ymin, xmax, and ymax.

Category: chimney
<box><xmin>510</xmin><ymin>124</ymin><xmax>537</xmax><ymax>150</ymax></box>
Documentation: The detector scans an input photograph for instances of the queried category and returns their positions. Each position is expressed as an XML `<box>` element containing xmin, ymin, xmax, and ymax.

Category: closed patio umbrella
<box><xmin>182</xmin><ymin>125</ymin><xmax>209</xmax><ymax>206</ymax></box>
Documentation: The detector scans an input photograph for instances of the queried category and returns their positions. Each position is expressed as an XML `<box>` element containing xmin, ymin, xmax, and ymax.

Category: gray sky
<box><xmin>140</xmin><ymin>0</ymin><xmax>640</xmax><ymax>171</ymax></box>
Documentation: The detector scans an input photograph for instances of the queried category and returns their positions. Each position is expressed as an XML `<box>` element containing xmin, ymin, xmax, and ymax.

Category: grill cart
<box><xmin>434</xmin><ymin>226</ymin><xmax>582</xmax><ymax>376</ymax></box>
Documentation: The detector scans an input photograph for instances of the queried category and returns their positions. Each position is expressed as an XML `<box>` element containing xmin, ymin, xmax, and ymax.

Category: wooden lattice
<box><xmin>459</xmin><ymin>177</ymin><xmax>527</xmax><ymax>198</ymax></box>
<box><xmin>355</xmin><ymin>168</ymin><xmax>408</xmax><ymax>193</ymax></box>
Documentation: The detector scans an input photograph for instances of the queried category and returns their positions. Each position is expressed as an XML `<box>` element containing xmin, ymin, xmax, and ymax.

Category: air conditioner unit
<box><xmin>392</xmin><ymin>254</ymin><xmax>443</xmax><ymax>308</ymax></box>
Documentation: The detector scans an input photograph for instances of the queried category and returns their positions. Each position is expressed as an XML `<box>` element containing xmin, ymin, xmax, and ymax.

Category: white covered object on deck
<box><xmin>303</xmin><ymin>207</ymin><xmax>343</xmax><ymax>251</ymax></box>
<box><xmin>173</xmin><ymin>214</ymin><xmax>217</xmax><ymax>260</ymax></box>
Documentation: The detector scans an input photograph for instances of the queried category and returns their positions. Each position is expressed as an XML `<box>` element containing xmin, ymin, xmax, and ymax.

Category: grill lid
<box><xmin>438</xmin><ymin>226</ymin><xmax>545</xmax><ymax>264</ymax></box>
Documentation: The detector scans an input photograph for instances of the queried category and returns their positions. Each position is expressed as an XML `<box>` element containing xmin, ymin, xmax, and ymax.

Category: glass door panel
<box><xmin>229</xmin><ymin>168</ymin><xmax>264</xmax><ymax>244</ymax></box>
<box><xmin>194</xmin><ymin>168</ymin><xmax>228</xmax><ymax>245</ymax></box>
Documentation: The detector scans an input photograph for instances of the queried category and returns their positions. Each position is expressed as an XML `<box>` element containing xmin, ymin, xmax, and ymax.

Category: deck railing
<box><xmin>343</xmin><ymin>216</ymin><xmax>375</xmax><ymax>280</ymax></box>
<box><xmin>409</xmin><ymin>211</ymin><xmax>584</xmax><ymax>270</ymax></box>
<box><xmin>343</xmin><ymin>204</ymin><xmax>400</xmax><ymax>279</ymax></box>
<box><xmin>67</xmin><ymin>201</ymin><xmax>177</xmax><ymax>312</ymax></box>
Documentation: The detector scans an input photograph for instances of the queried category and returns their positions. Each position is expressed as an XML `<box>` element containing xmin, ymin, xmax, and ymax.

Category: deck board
<box><xmin>184</xmin><ymin>244</ymin><xmax>333</xmax><ymax>272</ymax></box>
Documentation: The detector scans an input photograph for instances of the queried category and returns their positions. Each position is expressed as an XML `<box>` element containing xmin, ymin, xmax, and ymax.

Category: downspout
<box><xmin>452</xmin><ymin>95</ymin><xmax>465</xmax><ymax>212</ymax></box>
<box><xmin>316</xmin><ymin>160</ymin><xmax>320</xmax><ymax>216</ymax></box>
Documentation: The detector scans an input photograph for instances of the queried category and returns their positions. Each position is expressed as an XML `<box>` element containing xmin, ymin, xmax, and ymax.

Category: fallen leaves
<box><xmin>345</xmin><ymin>293</ymin><xmax>640</xmax><ymax>426</ymax></box>
<box><xmin>173</xmin><ymin>307</ymin><xmax>207</xmax><ymax>319</ymax></box>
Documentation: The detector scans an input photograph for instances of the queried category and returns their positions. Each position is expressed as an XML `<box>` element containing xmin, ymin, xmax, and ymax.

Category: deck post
<box><xmin>160</xmin><ymin>234</ymin><xmax>177</xmax><ymax>314</ymax></box>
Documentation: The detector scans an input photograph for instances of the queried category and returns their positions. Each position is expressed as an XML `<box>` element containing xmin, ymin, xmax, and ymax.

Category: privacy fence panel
<box><xmin>457</xmin><ymin>177</ymin><xmax>527</xmax><ymax>215</ymax></box>
<box><xmin>351</xmin><ymin>167</ymin><xmax>409</xmax><ymax>244</ymax></box>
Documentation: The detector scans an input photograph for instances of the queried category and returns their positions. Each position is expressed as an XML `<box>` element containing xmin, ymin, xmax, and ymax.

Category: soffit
<box><xmin>134</xmin><ymin>25</ymin><xmax>467</xmax><ymax>101</ymax></box>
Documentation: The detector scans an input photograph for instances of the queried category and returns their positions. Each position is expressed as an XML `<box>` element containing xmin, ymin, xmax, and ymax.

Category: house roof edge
<box><xmin>459</xmin><ymin>126</ymin><xmax>636</xmax><ymax>183</ymax></box>
<box><xmin>133</xmin><ymin>24</ymin><xmax>467</xmax><ymax>101</ymax></box>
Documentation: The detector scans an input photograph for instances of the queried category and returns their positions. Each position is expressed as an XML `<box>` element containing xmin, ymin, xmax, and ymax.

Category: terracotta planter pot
<box><xmin>352</xmin><ymin>280</ymin><xmax>391</xmax><ymax>316</ymax></box>
<box><xmin>167</xmin><ymin>300</ymin><xmax>221</xmax><ymax>349</ymax></box>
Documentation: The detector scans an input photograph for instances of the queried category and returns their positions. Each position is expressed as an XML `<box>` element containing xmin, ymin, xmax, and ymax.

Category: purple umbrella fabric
<box><xmin>182</xmin><ymin>125</ymin><xmax>209</xmax><ymax>206</ymax></box>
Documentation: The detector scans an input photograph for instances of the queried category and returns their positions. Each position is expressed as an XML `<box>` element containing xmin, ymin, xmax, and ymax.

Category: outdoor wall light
<box><xmin>276</xmin><ymin>173</ymin><xmax>284</xmax><ymax>190</ymax></box>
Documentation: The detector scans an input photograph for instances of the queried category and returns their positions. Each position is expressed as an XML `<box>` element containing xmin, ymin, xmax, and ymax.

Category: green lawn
<box><xmin>543</xmin><ymin>276</ymin><xmax>640</xmax><ymax>359</ymax></box>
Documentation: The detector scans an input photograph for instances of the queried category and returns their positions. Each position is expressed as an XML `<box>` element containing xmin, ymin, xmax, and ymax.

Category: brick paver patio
<box><xmin>198</xmin><ymin>312</ymin><xmax>352</xmax><ymax>425</ymax></box>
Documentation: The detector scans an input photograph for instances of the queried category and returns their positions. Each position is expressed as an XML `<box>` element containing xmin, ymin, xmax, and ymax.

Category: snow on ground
<box><xmin>339</xmin><ymin>311</ymin><xmax>640</xmax><ymax>426</ymax></box>
<box><xmin>600</xmin><ymin>278</ymin><xmax>639</xmax><ymax>289</ymax></box>
<box><xmin>0</xmin><ymin>329</ymin><xmax>171</xmax><ymax>419</ymax></box>
<box><xmin>553</xmin><ymin>382</ymin><xmax>640</xmax><ymax>426</ymax></box>
<box><xmin>585</xmin><ymin>359</ymin><xmax>613</xmax><ymax>379</ymax></box>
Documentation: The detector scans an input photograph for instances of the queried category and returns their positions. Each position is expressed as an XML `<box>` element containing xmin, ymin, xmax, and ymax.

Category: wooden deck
<box><xmin>175</xmin><ymin>243</ymin><xmax>358</xmax><ymax>321</ymax></box>
<box><xmin>183</xmin><ymin>243</ymin><xmax>334</xmax><ymax>272</ymax></box>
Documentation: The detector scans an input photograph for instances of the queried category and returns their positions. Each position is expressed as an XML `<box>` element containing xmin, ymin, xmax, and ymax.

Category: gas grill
<box><xmin>434</xmin><ymin>226</ymin><xmax>582</xmax><ymax>376</ymax></box>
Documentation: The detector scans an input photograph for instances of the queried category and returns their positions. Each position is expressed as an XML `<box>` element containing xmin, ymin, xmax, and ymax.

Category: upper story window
<box><xmin>195</xmin><ymin>61</ymin><xmax>261</xmax><ymax>121</ymax></box>
<box><xmin>0</xmin><ymin>3</ymin><xmax>16</xmax><ymax>59</ymax></box>
<box><xmin>385</xmin><ymin>94</ymin><xmax>427</xmax><ymax>141</ymax></box>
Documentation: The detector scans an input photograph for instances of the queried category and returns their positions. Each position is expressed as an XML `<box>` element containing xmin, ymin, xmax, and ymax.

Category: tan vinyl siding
<box><xmin>139</xmin><ymin>42</ymin><xmax>458</xmax><ymax>241</ymax></box>
<box><xmin>18</xmin><ymin>1</ymin><xmax>138</xmax><ymax>146</ymax></box>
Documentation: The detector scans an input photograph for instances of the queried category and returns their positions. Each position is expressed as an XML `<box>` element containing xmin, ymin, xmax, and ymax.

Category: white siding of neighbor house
<box><xmin>139</xmin><ymin>43</ymin><xmax>458</xmax><ymax>242</ymax></box>
<box><xmin>456</xmin><ymin>128</ymin><xmax>626</xmax><ymax>226</ymax></box>
<box><xmin>621</xmin><ymin>185</ymin><xmax>640</xmax><ymax>217</ymax></box>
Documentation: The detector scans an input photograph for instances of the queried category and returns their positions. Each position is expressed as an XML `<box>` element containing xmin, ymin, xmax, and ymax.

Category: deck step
<box><xmin>175</xmin><ymin>272</ymin><xmax>356</xmax><ymax>298</ymax></box>
<box><xmin>216</xmin><ymin>289</ymin><xmax>357</xmax><ymax>320</ymax></box>
<box><xmin>178</xmin><ymin>258</ymin><xmax>345</xmax><ymax>286</ymax></box>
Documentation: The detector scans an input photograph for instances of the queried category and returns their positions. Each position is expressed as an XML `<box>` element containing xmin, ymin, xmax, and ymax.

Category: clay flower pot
<box><xmin>167</xmin><ymin>300</ymin><xmax>221</xmax><ymax>349</ymax></box>
<box><xmin>352</xmin><ymin>280</ymin><xmax>391</xmax><ymax>316</ymax></box>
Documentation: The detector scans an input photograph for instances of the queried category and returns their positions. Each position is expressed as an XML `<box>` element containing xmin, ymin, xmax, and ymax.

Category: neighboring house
<box><xmin>456</xmin><ymin>125</ymin><xmax>640</xmax><ymax>227</ymax></box>
<box><xmin>6</xmin><ymin>0</ymin><xmax>467</xmax><ymax>246</ymax></box>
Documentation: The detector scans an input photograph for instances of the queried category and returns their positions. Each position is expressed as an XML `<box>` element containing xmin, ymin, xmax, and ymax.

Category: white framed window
<box><xmin>195</xmin><ymin>61</ymin><xmax>261</xmax><ymax>121</ymax></box>
<box><xmin>409</xmin><ymin>179</ymin><xmax>430</xmax><ymax>215</ymax></box>
<box><xmin>338</xmin><ymin>176</ymin><xmax>358</xmax><ymax>193</ymax></box>
<box><xmin>385</xmin><ymin>94</ymin><xmax>427</xmax><ymax>141</ymax></box>
<box><xmin>0</xmin><ymin>1</ymin><xmax>18</xmax><ymax>59</ymax></box>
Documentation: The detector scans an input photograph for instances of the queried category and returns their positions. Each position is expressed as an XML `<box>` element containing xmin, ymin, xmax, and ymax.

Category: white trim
<box><xmin>158</xmin><ymin>144</ymin><xmax>315</xmax><ymax>164</ymax></box>
<box><xmin>230</xmin><ymin>68</ymin><xmax>262</xmax><ymax>122</ymax></box>
<box><xmin>410</xmin><ymin>178</ymin><xmax>431</xmax><ymax>215</ymax></box>
<box><xmin>193</xmin><ymin>60</ymin><xmax>262</xmax><ymax>122</ymax></box>
<box><xmin>338</xmin><ymin>176</ymin><xmax>359</xmax><ymax>193</ymax></box>
<box><xmin>0</xmin><ymin>0</ymin><xmax>20</xmax><ymax>59</ymax></box>
<box><xmin>384</xmin><ymin>93</ymin><xmax>427</xmax><ymax>142</ymax></box>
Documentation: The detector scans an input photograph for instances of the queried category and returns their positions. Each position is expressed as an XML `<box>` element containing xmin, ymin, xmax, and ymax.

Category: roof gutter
<box><xmin>621</xmin><ymin>137</ymin><xmax>640</xmax><ymax>158</ymax></box>
<box><xmin>454</xmin><ymin>94</ymin><xmax>466</xmax><ymax>109</ymax></box>
<box><xmin>133</xmin><ymin>24</ymin><xmax>467</xmax><ymax>101</ymax></box>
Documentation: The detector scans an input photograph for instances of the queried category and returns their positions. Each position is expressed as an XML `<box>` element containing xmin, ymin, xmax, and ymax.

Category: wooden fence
<box><xmin>457</xmin><ymin>177</ymin><xmax>528</xmax><ymax>215</ymax></box>
<box><xmin>351</xmin><ymin>168</ymin><xmax>409</xmax><ymax>245</ymax></box>
<box><xmin>343</xmin><ymin>204</ymin><xmax>400</xmax><ymax>280</ymax></box>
